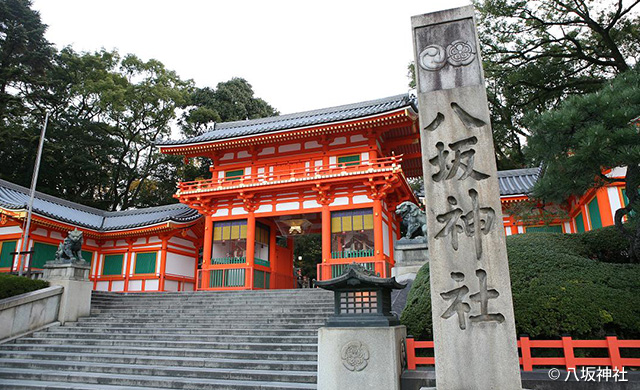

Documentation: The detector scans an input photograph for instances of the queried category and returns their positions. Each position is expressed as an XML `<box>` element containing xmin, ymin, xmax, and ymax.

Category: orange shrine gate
<box><xmin>159</xmin><ymin>95</ymin><xmax>422</xmax><ymax>290</ymax></box>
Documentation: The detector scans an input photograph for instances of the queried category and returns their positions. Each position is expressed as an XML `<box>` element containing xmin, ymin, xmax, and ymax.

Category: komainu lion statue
<box><xmin>395</xmin><ymin>201</ymin><xmax>427</xmax><ymax>240</ymax></box>
<box><xmin>54</xmin><ymin>229</ymin><xmax>84</xmax><ymax>263</ymax></box>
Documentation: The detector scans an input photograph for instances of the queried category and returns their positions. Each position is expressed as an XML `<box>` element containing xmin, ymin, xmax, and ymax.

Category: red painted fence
<box><xmin>406</xmin><ymin>336</ymin><xmax>640</xmax><ymax>371</ymax></box>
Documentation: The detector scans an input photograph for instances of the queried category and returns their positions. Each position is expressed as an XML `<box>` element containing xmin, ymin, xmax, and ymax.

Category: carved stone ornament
<box><xmin>446</xmin><ymin>40</ymin><xmax>476</xmax><ymax>66</ymax></box>
<box><xmin>419</xmin><ymin>44</ymin><xmax>446</xmax><ymax>71</ymax></box>
<box><xmin>341</xmin><ymin>340</ymin><xmax>370</xmax><ymax>371</ymax></box>
<box><xmin>395</xmin><ymin>201</ymin><xmax>427</xmax><ymax>241</ymax></box>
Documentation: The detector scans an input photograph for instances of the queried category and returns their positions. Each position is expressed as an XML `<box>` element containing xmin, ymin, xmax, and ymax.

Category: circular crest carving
<box><xmin>341</xmin><ymin>340</ymin><xmax>370</xmax><ymax>371</ymax></box>
<box><xmin>419</xmin><ymin>44</ymin><xmax>446</xmax><ymax>71</ymax></box>
<box><xmin>446</xmin><ymin>40</ymin><xmax>476</xmax><ymax>66</ymax></box>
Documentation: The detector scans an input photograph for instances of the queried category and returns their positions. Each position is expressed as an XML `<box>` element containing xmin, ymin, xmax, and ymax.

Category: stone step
<box><xmin>32</xmin><ymin>331</ymin><xmax>317</xmax><ymax>344</ymax></box>
<box><xmin>89</xmin><ymin>307</ymin><xmax>333</xmax><ymax>314</ymax></box>
<box><xmin>75</xmin><ymin>318</ymin><xmax>325</xmax><ymax>328</ymax></box>
<box><xmin>84</xmin><ymin>315</ymin><xmax>329</xmax><ymax>324</ymax></box>
<box><xmin>14</xmin><ymin>337</ymin><xmax>318</xmax><ymax>352</ymax></box>
<box><xmin>0</xmin><ymin>367</ymin><xmax>317</xmax><ymax>389</ymax></box>
<box><xmin>0</xmin><ymin>350</ymin><xmax>318</xmax><ymax>371</ymax></box>
<box><xmin>0</xmin><ymin>343</ymin><xmax>318</xmax><ymax>361</ymax></box>
<box><xmin>0</xmin><ymin>379</ymin><xmax>167</xmax><ymax>390</ymax></box>
<box><xmin>53</xmin><ymin>325</ymin><xmax>319</xmax><ymax>336</ymax></box>
<box><xmin>0</xmin><ymin>358</ymin><xmax>317</xmax><ymax>383</ymax></box>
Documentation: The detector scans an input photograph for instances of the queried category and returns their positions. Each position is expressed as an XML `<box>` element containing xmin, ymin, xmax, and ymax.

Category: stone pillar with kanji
<box><xmin>412</xmin><ymin>6</ymin><xmax>522</xmax><ymax>389</ymax></box>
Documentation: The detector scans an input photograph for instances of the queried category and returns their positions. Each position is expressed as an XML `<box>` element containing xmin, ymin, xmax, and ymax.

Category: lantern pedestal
<box><xmin>318</xmin><ymin>325</ymin><xmax>406</xmax><ymax>390</ymax></box>
<box><xmin>42</xmin><ymin>261</ymin><xmax>92</xmax><ymax>325</ymax></box>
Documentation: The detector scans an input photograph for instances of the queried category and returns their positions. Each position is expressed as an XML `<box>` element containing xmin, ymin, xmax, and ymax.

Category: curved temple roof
<box><xmin>157</xmin><ymin>94</ymin><xmax>417</xmax><ymax>147</ymax></box>
<box><xmin>497</xmin><ymin>167</ymin><xmax>541</xmax><ymax>196</ymax></box>
<box><xmin>0</xmin><ymin>179</ymin><xmax>200</xmax><ymax>232</ymax></box>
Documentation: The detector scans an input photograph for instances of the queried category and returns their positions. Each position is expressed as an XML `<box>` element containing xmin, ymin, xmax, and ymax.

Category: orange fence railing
<box><xmin>177</xmin><ymin>155</ymin><xmax>403</xmax><ymax>194</ymax></box>
<box><xmin>406</xmin><ymin>336</ymin><xmax>640</xmax><ymax>371</ymax></box>
<box><xmin>316</xmin><ymin>260</ymin><xmax>391</xmax><ymax>282</ymax></box>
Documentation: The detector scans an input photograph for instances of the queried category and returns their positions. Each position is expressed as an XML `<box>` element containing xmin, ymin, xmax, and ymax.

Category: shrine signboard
<box><xmin>412</xmin><ymin>6</ymin><xmax>522</xmax><ymax>389</ymax></box>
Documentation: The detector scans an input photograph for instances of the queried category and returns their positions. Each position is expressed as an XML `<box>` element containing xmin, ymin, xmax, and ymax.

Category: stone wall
<box><xmin>0</xmin><ymin>286</ymin><xmax>62</xmax><ymax>341</ymax></box>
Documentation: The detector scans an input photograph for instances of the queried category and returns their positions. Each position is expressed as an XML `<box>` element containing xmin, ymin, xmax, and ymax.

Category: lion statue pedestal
<box><xmin>42</xmin><ymin>229</ymin><xmax>92</xmax><ymax>325</ymax></box>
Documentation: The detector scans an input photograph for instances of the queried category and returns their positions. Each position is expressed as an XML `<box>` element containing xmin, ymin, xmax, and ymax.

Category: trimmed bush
<box><xmin>579</xmin><ymin>220</ymin><xmax>636</xmax><ymax>263</ymax></box>
<box><xmin>0</xmin><ymin>274</ymin><xmax>49</xmax><ymax>300</ymax></box>
<box><xmin>401</xmin><ymin>232</ymin><xmax>640</xmax><ymax>340</ymax></box>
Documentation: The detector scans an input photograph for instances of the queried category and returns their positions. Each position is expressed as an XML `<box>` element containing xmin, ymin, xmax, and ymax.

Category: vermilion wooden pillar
<box><xmin>246</xmin><ymin>211</ymin><xmax>256</xmax><ymax>289</ymax></box>
<box><xmin>373</xmin><ymin>197</ymin><xmax>384</xmax><ymax>263</ymax></box>
<box><xmin>321</xmin><ymin>203</ymin><xmax>331</xmax><ymax>281</ymax></box>
<box><xmin>201</xmin><ymin>215</ymin><xmax>214</xmax><ymax>289</ymax></box>
<box><xmin>159</xmin><ymin>236</ymin><xmax>169</xmax><ymax>291</ymax></box>
<box><xmin>123</xmin><ymin>238</ymin><xmax>135</xmax><ymax>291</ymax></box>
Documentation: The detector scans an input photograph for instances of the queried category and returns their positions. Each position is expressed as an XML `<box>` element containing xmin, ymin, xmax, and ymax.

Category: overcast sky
<box><xmin>31</xmin><ymin>1</ymin><xmax>471</xmax><ymax>115</ymax></box>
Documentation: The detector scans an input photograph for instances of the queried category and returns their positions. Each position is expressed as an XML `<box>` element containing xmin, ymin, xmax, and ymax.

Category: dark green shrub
<box><xmin>401</xmin><ymin>232</ymin><xmax>640</xmax><ymax>340</ymax></box>
<box><xmin>0</xmin><ymin>274</ymin><xmax>49</xmax><ymax>300</ymax></box>
<box><xmin>579</xmin><ymin>220</ymin><xmax>636</xmax><ymax>263</ymax></box>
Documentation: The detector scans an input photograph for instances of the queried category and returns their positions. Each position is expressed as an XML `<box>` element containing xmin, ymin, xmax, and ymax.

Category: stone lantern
<box><xmin>316</xmin><ymin>262</ymin><xmax>407</xmax><ymax>390</ymax></box>
<box><xmin>316</xmin><ymin>262</ymin><xmax>406</xmax><ymax>327</ymax></box>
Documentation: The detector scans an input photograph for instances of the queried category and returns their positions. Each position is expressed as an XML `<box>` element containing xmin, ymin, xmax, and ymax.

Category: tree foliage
<box><xmin>474</xmin><ymin>0</ymin><xmax>640</xmax><ymax>168</ymax></box>
<box><xmin>527</xmin><ymin>66</ymin><xmax>640</xmax><ymax>259</ymax></box>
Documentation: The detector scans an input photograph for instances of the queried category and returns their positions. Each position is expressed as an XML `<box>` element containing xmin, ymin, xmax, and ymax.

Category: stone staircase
<box><xmin>0</xmin><ymin>289</ymin><xmax>334</xmax><ymax>389</ymax></box>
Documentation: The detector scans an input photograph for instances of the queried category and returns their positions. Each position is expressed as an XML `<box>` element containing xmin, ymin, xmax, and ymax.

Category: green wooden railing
<box><xmin>211</xmin><ymin>257</ymin><xmax>246</xmax><ymax>265</ymax></box>
<box><xmin>331</xmin><ymin>249</ymin><xmax>374</xmax><ymax>259</ymax></box>
<box><xmin>331</xmin><ymin>262</ymin><xmax>375</xmax><ymax>278</ymax></box>
<box><xmin>254</xmin><ymin>258</ymin><xmax>270</xmax><ymax>267</ymax></box>
<box><xmin>209</xmin><ymin>268</ymin><xmax>245</xmax><ymax>287</ymax></box>
<box><xmin>253</xmin><ymin>269</ymin><xmax>271</xmax><ymax>289</ymax></box>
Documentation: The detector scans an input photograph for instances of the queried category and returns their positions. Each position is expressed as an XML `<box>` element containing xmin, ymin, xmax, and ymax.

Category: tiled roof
<box><xmin>497</xmin><ymin>167</ymin><xmax>540</xmax><ymax>196</ymax></box>
<box><xmin>0</xmin><ymin>179</ymin><xmax>200</xmax><ymax>232</ymax></box>
<box><xmin>157</xmin><ymin>94</ymin><xmax>416</xmax><ymax>146</ymax></box>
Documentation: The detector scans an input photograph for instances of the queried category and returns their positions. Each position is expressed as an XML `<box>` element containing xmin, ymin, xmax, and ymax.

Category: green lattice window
<box><xmin>337</xmin><ymin>154</ymin><xmax>360</xmax><ymax>167</ymax></box>
<box><xmin>103</xmin><ymin>254</ymin><xmax>124</xmax><ymax>276</ymax></box>
<box><xmin>81</xmin><ymin>251</ymin><xmax>93</xmax><ymax>265</ymax></box>
<box><xmin>225</xmin><ymin>169</ymin><xmax>244</xmax><ymax>181</ymax></box>
<box><xmin>134</xmin><ymin>252</ymin><xmax>157</xmax><ymax>274</ymax></box>
<box><xmin>31</xmin><ymin>242</ymin><xmax>57</xmax><ymax>269</ymax></box>
<box><xmin>575</xmin><ymin>213</ymin><xmax>586</xmax><ymax>233</ymax></box>
<box><xmin>588</xmin><ymin>198</ymin><xmax>603</xmax><ymax>230</ymax></box>
<box><xmin>0</xmin><ymin>240</ymin><xmax>17</xmax><ymax>268</ymax></box>
<box><xmin>526</xmin><ymin>225</ymin><xmax>563</xmax><ymax>234</ymax></box>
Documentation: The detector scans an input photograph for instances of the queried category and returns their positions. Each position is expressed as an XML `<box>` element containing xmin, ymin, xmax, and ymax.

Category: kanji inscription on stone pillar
<box><xmin>412</xmin><ymin>6</ymin><xmax>522</xmax><ymax>389</ymax></box>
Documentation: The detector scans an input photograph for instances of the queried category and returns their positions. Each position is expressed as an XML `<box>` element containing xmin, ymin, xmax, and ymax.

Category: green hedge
<box><xmin>401</xmin><ymin>228</ymin><xmax>640</xmax><ymax>340</ymax></box>
<box><xmin>0</xmin><ymin>274</ymin><xmax>49</xmax><ymax>300</ymax></box>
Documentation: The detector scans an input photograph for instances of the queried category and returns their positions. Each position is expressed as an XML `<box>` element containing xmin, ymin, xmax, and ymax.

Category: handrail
<box><xmin>406</xmin><ymin>336</ymin><xmax>640</xmax><ymax>371</ymax></box>
<box><xmin>177</xmin><ymin>155</ymin><xmax>403</xmax><ymax>194</ymax></box>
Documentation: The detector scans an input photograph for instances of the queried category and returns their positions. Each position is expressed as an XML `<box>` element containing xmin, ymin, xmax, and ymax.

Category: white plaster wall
<box><xmin>606</xmin><ymin>167</ymin><xmax>627</xmax><ymax>178</ymax></box>
<box><xmin>220</xmin><ymin>152</ymin><xmax>234</xmax><ymax>161</ymax></box>
<box><xmin>563</xmin><ymin>222</ymin><xmax>572</xmax><ymax>234</ymax></box>
<box><xmin>608</xmin><ymin>187</ymin><xmax>623</xmax><ymax>218</ymax></box>
<box><xmin>50</xmin><ymin>231</ymin><xmax>63</xmax><ymax>240</ymax></box>
<box><xmin>517</xmin><ymin>226</ymin><xmax>524</xmax><ymax>234</ymax></box>
<box><xmin>305</xmin><ymin>141</ymin><xmax>321</xmax><ymax>149</ymax></box>
<box><xmin>361</xmin><ymin>152</ymin><xmax>369</xmax><ymax>162</ymax></box>
<box><xmin>86</xmin><ymin>239</ymin><xmax>98</xmax><ymax>247</ymax></box>
<box><xmin>332</xmin><ymin>197</ymin><xmax>349</xmax><ymax>206</ymax></box>
<box><xmin>164</xmin><ymin>280</ymin><xmax>179</xmax><ymax>292</ymax></box>
<box><xmin>329</xmin><ymin>156</ymin><xmax>337</xmax><ymax>165</ymax></box>
<box><xmin>33</xmin><ymin>228</ymin><xmax>47</xmax><ymax>236</ymax></box>
<box><xmin>111</xmin><ymin>281</ymin><xmax>125</xmax><ymax>292</ymax></box>
<box><xmin>116</xmin><ymin>240</ymin><xmax>126</xmax><ymax>247</ymax></box>
<box><xmin>238</xmin><ymin>151</ymin><xmax>250</xmax><ymax>159</ymax></box>
<box><xmin>95</xmin><ymin>281</ymin><xmax>109</xmax><ymax>291</ymax></box>
<box><xmin>315</xmin><ymin>160</ymin><xmax>323</xmax><ymax>167</ymax></box>
<box><xmin>169</xmin><ymin>237</ymin><xmax>195</xmax><ymax>249</ymax></box>
<box><xmin>135</xmin><ymin>237</ymin><xmax>146</xmax><ymax>245</ymax></box>
<box><xmin>303</xmin><ymin>200</ymin><xmax>321</xmax><ymax>209</ymax></box>
<box><xmin>165</xmin><ymin>253</ymin><xmax>196</xmax><ymax>277</ymax></box>
<box><xmin>128</xmin><ymin>280</ymin><xmax>142</xmax><ymax>292</ymax></box>
<box><xmin>231</xmin><ymin>207</ymin><xmax>248</xmax><ymax>216</ymax></box>
<box><xmin>259</xmin><ymin>147</ymin><xmax>275</xmax><ymax>156</ymax></box>
<box><xmin>383</xmin><ymin>221</ymin><xmax>390</xmax><ymax>257</ymax></box>
<box><xmin>213</xmin><ymin>209</ymin><xmax>229</xmax><ymax>217</ymax></box>
<box><xmin>279</xmin><ymin>143</ymin><xmax>301</xmax><ymax>153</ymax></box>
<box><xmin>183</xmin><ymin>282</ymin><xmax>195</xmax><ymax>292</ymax></box>
<box><xmin>0</xmin><ymin>226</ymin><xmax>22</xmax><ymax>235</ymax></box>
<box><xmin>504</xmin><ymin>227</ymin><xmax>512</xmax><ymax>236</ymax></box>
<box><xmin>257</xmin><ymin>204</ymin><xmax>273</xmax><ymax>213</ymax></box>
<box><xmin>352</xmin><ymin>195</ymin><xmax>371</xmax><ymax>205</ymax></box>
<box><xmin>330</xmin><ymin>137</ymin><xmax>346</xmax><ymax>146</ymax></box>
<box><xmin>145</xmin><ymin>279</ymin><xmax>159</xmax><ymax>291</ymax></box>
<box><xmin>351</xmin><ymin>134</ymin><xmax>367</xmax><ymax>143</ymax></box>
<box><xmin>276</xmin><ymin>202</ymin><xmax>299</xmax><ymax>211</ymax></box>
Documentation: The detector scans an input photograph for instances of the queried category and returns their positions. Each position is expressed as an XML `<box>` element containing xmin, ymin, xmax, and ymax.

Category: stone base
<box><xmin>43</xmin><ymin>262</ymin><xmax>92</xmax><ymax>324</ymax></box>
<box><xmin>318</xmin><ymin>326</ymin><xmax>406</xmax><ymax>390</ymax></box>
<box><xmin>393</xmin><ymin>240</ymin><xmax>428</xmax><ymax>283</ymax></box>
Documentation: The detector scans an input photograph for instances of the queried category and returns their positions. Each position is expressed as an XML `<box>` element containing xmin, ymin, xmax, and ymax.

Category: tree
<box><xmin>0</xmin><ymin>0</ymin><xmax>53</xmax><ymax>120</ymax></box>
<box><xmin>474</xmin><ymin>0</ymin><xmax>640</xmax><ymax>169</ymax></box>
<box><xmin>526</xmin><ymin>66</ymin><xmax>640</xmax><ymax>260</ymax></box>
